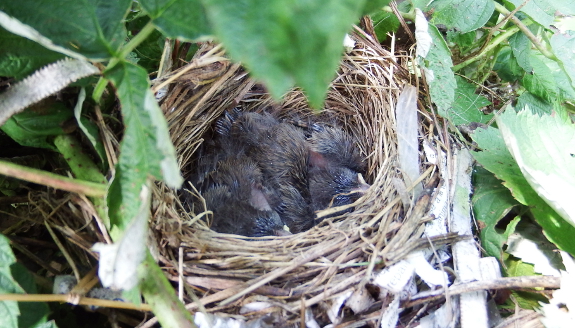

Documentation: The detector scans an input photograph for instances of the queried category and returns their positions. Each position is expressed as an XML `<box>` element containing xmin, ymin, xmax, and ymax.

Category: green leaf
<box><xmin>522</xmin><ymin>54</ymin><xmax>558</xmax><ymax>102</ymax></box>
<box><xmin>451</xmin><ymin>76</ymin><xmax>492</xmax><ymax>125</ymax></box>
<box><xmin>446</xmin><ymin>30</ymin><xmax>477</xmax><ymax>55</ymax></box>
<box><xmin>430</xmin><ymin>0</ymin><xmax>494</xmax><ymax>33</ymax></box>
<box><xmin>472</xmin><ymin>166</ymin><xmax>520</xmax><ymax>259</ymax></box>
<box><xmin>126</xmin><ymin>16</ymin><xmax>165</xmax><ymax>74</ymax></box>
<box><xmin>470</xmin><ymin>117</ymin><xmax>575</xmax><ymax>256</ymax></box>
<box><xmin>550</xmin><ymin>30</ymin><xmax>575</xmax><ymax>92</ymax></box>
<box><xmin>507</xmin><ymin>0</ymin><xmax>558</xmax><ymax>28</ymax></box>
<box><xmin>361</xmin><ymin>0</ymin><xmax>392</xmax><ymax>15</ymax></box>
<box><xmin>509</xmin><ymin>32</ymin><xmax>532</xmax><ymax>72</ymax></box>
<box><xmin>11</xmin><ymin>263</ymin><xmax>49</xmax><ymax>328</ymax></box>
<box><xmin>504</xmin><ymin>255</ymin><xmax>549</xmax><ymax>310</ymax></box>
<box><xmin>140</xmin><ymin>0</ymin><xmax>211</xmax><ymax>41</ymax></box>
<box><xmin>493</xmin><ymin>47</ymin><xmax>524</xmax><ymax>82</ymax></box>
<box><xmin>516</xmin><ymin>91</ymin><xmax>553</xmax><ymax>115</ymax></box>
<box><xmin>73</xmin><ymin>89</ymin><xmax>107</xmax><ymax>166</ymax></box>
<box><xmin>371</xmin><ymin>10</ymin><xmax>400</xmax><ymax>42</ymax></box>
<box><xmin>201</xmin><ymin>0</ymin><xmax>366</xmax><ymax>108</ymax></box>
<box><xmin>422</xmin><ymin>24</ymin><xmax>457</xmax><ymax>123</ymax></box>
<box><xmin>496</xmin><ymin>109</ymin><xmax>575</xmax><ymax>229</ymax></box>
<box><xmin>0</xmin><ymin>0</ymin><xmax>131</xmax><ymax>59</ymax></box>
<box><xmin>0</xmin><ymin>27</ymin><xmax>64</xmax><ymax>80</ymax></box>
<box><xmin>0</xmin><ymin>101</ymin><xmax>73</xmax><ymax>150</ymax></box>
<box><xmin>105</xmin><ymin>61</ymin><xmax>182</xmax><ymax>230</ymax></box>
<box><xmin>0</xmin><ymin>234</ymin><xmax>20</xmax><ymax>328</ymax></box>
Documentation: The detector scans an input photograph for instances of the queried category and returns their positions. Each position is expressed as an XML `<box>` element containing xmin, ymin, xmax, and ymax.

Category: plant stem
<box><xmin>54</xmin><ymin>134</ymin><xmax>111</xmax><ymax>228</ymax></box>
<box><xmin>139</xmin><ymin>252</ymin><xmax>197</xmax><ymax>328</ymax></box>
<box><xmin>453</xmin><ymin>25</ymin><xmax>520</xmax><ymax>71</ymax></box>
<box><xmin>0</xmin><ymin>160</ymin><xmax>106</xmax><ymax>197</ymax></box>
<box><xmin>93</xmin><ymin>21</ymin><xmax>157</xmax><ymax>102</ymax></box>
<box><xmin>493</xmin><ymin>2</ymin><xmax>557</xmax><ymax>60</ymax></box>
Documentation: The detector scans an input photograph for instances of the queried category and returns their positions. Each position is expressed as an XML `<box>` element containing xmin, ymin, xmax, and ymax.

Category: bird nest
<box><xmin>146</xmin><ymin>30</ymin><xmax>451</xmax><ymax>326</ymax></box>
<box><xmin>22</xmin><ymin>28</ymin><xmax>459</xmax><ymax>327</ymax></box>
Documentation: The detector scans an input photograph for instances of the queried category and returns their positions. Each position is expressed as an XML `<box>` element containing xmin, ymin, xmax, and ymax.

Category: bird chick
<box><xmin>307</xmin><ymin>123</ymin><xmax>369</xmax><ymax>217</ymax></box>
<box><xmin>217</xmin><ymin>110</ymin><xmax>315</xmax><ymax>233</ymax></box>
<box><xmin>188</xmin><ymin>137</ymin><xmax>288</xmax><ymax>237</ymax></box>
<box><xmin>202</xmin><ymin>185</ymin><xmax>288</xmax><ymax>237</ymax></box>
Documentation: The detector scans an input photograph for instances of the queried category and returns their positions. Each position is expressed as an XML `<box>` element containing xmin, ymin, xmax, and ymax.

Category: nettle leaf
<box><xmin>471</xmin><ymin>116</ymin><xmax>575</xmax><ymax>255</ymax></box>
<box><xmin>472</xmin><ymin>166</ymin><xmax>520</xmax><ymax>259</ymax></box>
<box><xmin>105</xmin><ymin>61</ymin><xmax>182</xmax><ymax>229</ymax></box>
<box><xmin>0</xmin><ymin>27</ymin><xmax>64</xmax><ymax>80</ymax></box>
<box><xmin>451</xmin><ymin>76</ymin><xmax>492</xmax><ymax>125</ymax></box>
<box><xmin>496</xmin><ymin>109</ymin><xmax>575</xmax><ymax>229</ymax></box>
<box><xmin>509</xmin><ymin>32</ymin><xmax>532</xmax><ymax>72</ymax></box>
<box><xmin>446</xmin><ymin>30</ymin><xmax>477</xmax><ymax>55</ymax></box>
<box><xmin>550</xmin><ymin>31</ymin><xmax>575</xmax><ymax>92</ymax></box>
<box><xmin>493</xmin><ymin>47</ymin><xmax>524</xmax><ymax>82</ymax></box>
<box><xmin>516</xmin><ymin>91</ymin><xmax>554</xmax><ymax>115</ymax></box>
<box><xmin>429</xmin><ymin>0</ymin><xmax>494</xmax><ymax>33</ymax></box>
<box><xmin>522</xmin><ymin>54</ymin><xmax>558</xmax><ymax>102</ymax></box>
<box><xmin>202</xmin><ymin>0</ymin><xmax>366</xmax><ymax>108</ymax></box>
<box><xmin>422</xmin><ymin>24</ymin><xmax>457</xmax><ymax>123</ymax></box>
<box><xmin>507</xmin><ymin>0</ymin><xmax>564</xmax><ymax>28</ymax></box>
<box><xmin>140</xmin><ymin>0</ymin><xmax>211</xmax><ymax>41</ymax></box>
<box><xmin>0</xmin><ymin>0</ymin><xmax>131</xmax><ymax>59</ymax></box>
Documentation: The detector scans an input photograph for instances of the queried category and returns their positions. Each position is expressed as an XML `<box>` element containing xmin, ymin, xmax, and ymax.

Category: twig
<box><xmin>404</xmin><ymin>275</ymin><xmax>560</xmax><ymax>308</ymax></box>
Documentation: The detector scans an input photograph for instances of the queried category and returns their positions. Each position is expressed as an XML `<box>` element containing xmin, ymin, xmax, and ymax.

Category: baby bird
<box><xmin>187</xmin><ymin>130</ymin><xmax>288</xmax><ymax>237</ymax></box>
<box><xmin>217</xmin><ymin>110</ymin><xmax>315</xmax><ymax>233</ymax></box>
<box><xmin>307</xmin><ymin>123</ymin><xmax>370</xmax><ymax>216</ymax></box>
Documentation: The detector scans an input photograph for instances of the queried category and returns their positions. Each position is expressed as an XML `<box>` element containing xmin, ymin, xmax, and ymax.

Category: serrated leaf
<box><xmin>496</xmin><ymin>109</ymin><xmax>575</xmax><ymax>228</ymax></box>
<box><xmin>0</xmin><ymin>59</ymin><xmax>99</xmax><ymax>126</ymax></box>
<box><xmin>201</xmin><ymin>0</ymin><xmax>366</xmax><ymax>108</ymax></box>
<box><xmin>509</xmin><ymin>32</ymin><xmax>532</xmax><ymax>72</ymax></box>
<box><xmin>0</xmin><ymin>0</ymin><xmax>131</xmax><ymax>59</ymax></box>
<box><xmin>472</xmin><ymin>166</ymin><xmax>520</xmax><ymax>259</ymax></box>
<box><xmin>140</xmin><ymin>0</ymin><xmax>211</xmax><ymax>41</ymax></box>
<box><xmin>493</xmin><ymin>47</ymin><xmax>524</xmax><ymax>82</ymax></box>
<box><xmin>550</xmin><ymin>31</ymin><xmax>575</xmax><ymax>92</ymax></box>
<box><xmin>0</xmin><ymin>27</ymin><xmax>64</xmax><ymax>79</ymax></box>
<box><xmin>471</xmin><ymin>116</ymin><xmax>575</xmax><ymax>256</ymax></box>
<box><xmin>522</xmin><ymin>54</ymin><xmax>558</xmax><ymax>102</ymax></box>
<box><xmin>446</xmin><ymin>30</ymin><xmax>477</xmax><ymax>55</ymax></box>
<box><xmin>507</xmin><ymin>0</ymin><xmax>559</xmax><ymax>28</ymax></box>
<box><xmin>105</xmin><ymin>61</ymin><xmax>182</xmax><ymax>229</ymax></box>
<box><xmin>451</xmin><ymin>76</ymin><xmax>492</xmax><ymax>125</ymax></box>
<box><xmin>430</xmin><ymin>0</ymin><xmax>494</xmax><ymax>33</ymax></box>
<box><xmin>516</xmin><ymin>91</ymin><xmax>554</xmax><ymax>115</ymax></box>
<box><xmin>94</xmin><ymin>184</ymin><xmax>150</xmax><ymax>290</ymax></box>
<box><xmin>422</xmin><ymin>24</ymin><xmax>457</xmax><ymax>123</ymax></box>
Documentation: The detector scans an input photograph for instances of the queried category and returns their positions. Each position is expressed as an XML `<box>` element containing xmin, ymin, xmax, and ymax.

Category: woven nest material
<box><xmin>21</xmin><ymin>29</ymin><xmax>457</xmax><ymax>327</ymax></box>
<box><xmin>148</xmin><ymin>30</ymin><xmax>448</xmax><ymax>325</ymax></box>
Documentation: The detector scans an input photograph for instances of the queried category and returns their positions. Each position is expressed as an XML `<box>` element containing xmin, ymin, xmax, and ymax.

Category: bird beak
<box><xmin>354</xmin><ymin>173</ymin><xmax>370</xmax><ymax>193</ymax></box>
<box><xmin>274</xmin><ymin>225</ymin><xmax>292</xmax><ymax>236</ymax></box>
